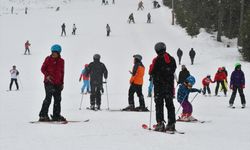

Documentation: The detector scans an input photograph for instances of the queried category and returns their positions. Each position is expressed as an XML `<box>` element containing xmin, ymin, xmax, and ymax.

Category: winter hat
<box><xmin>154</xmin><ymin>42</ymin><xmax>166</xmax><ymax>55</ymax></box>
<box><xmin>51</xmin><ymin>44</ymin><xmax>62</xmax><ymax>53</ymax></box>
<box><xmin>207</xmin><ymin>74</ymin><xmax>211</xmax><ymax>78</ymax></box>
<box><xmin>93</xmin><ymin>54</ymin><xmax>101</xmax><ymax>60</ymax></box>
<box><xmin>235</xmin><ymin>62</ymin><xmax>241</xmax><ymax>68</ymax></box>
<box><xmin>186</xmin><ymin>75</ymin><xmax>196</xmax><ymax>86</ymax></box>
<box><xmin>133</xmin><ymin>54</ymin><xmax>142</xmax><ymax>61</ymax></box>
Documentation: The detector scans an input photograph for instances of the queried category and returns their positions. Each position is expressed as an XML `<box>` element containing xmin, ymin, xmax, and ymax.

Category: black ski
<box><xmin>29</xmin><ymin>119</ymin><xmax>90</xmax><ymax>124</ymax></box>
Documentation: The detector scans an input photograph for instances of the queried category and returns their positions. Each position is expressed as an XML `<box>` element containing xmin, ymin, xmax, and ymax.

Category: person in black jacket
<box><xmin>149</xmin><ymin>42</ymin><xmax>177</xmax><ymax>132</ymax></box>
<box><xmin>177</xmin><ymin>65</ymin><xmax>190</xmax><ymax>84</ymax></box>
<box><xmin>177</xmin><ymin>48</ymin><xmax>183</xmax><ymax>65</ymax></box>
<box><xmin>85</xmin><ymin>54</ymin><xmax>108</xmax><ymax>110</ymax></box>
<box><xmin>61</xmin><ymin>23</ymin><xmax>66</xmax><ymax>36</ymax></box>
<box><xmin>189</xmin><ymin>48</ymin><xmax>196</xmax><ymax>65</ymax></box>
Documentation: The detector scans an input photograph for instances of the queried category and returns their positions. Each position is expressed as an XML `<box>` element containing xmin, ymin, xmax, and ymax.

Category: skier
<box><xmin>149</xmin><ymin>42</ymin><xmax>177</xmax><ymax>132</ymax></box>
<box><xmin>56</xmin><ymin>7</ymin><xmax>60</xmax><ymax>11</ymax></box>
<box><xmin>189</xmin><ymin>48</ymin><xmax>196</xmax><ymax>65</ymax></box>
<box><xmin>147</xmin><ymin>75</ymin><xmax>153</xmax><ymax>97</ymax></box>
<box><xmin>176</xmin><ymin>48</ymin><xmax>183</xmax><ymax>65</ymax></box>
<box><xmin>24</xmin><ymin>40</ymin><xmax>31</xmax><ymax>55</ymax></box>
<box><xmin>11</xmin><ymin>6</ymin><xmax>14</xmax><ymax>14</ymax></box>
<box><xmin>106</xmin><ymin>24</ymin><xmax>111</xmax><ymax>37</ymax></box>
<box><xmin>79</xmin><ymin>64</ymin><xmax>90</xmax><ymax>94</ymax></box>
<box><xmin>214</xmin><ymin>67</ymin><xmax>227</xmax><ymax>96</ymax></box>
<box><xmin>25</xmin><ymin>7</ymin><xmax>28</xmax><ymax>14</ymax></box>
<box><xmin>72</xmin><ymin>24</ymin><xmax>77</xmax><ymax>35</ymax></box>
<box><xmin>177</xmin><ymin>65</ymin><xmax>190</xmax><ymax>85</ymax></box>
<box><xmin>229</xmin><ymin>63</ymin><xmax>246</xmax><ymax>108</ymax></box>
<box><xmin>137</xmin><ymin>1</ymin><xmax>144</xmax><ymax>11</ymax></box>
<box><xmin>123</xmin><ymin>54</ymin><xmax>148</xmax><ymax>111</ymax></box>
<box><xmin>177</xmin><ymin>75</ymin><xmax>202</xmax><ymax>121</ymax></box>
<box><xmin>39</xmin><ymin>44</ymin><xmax>66</xmax><ymax>122</ymax></box>
<box><xmin>61</xmin><ymin>23</ymin><xmax>66</xmax><ymax>36</ymax></box>
<box><xmin>85</xmin><ymin>54</ymin><xmax>108</xmax><ymax>110</ymax></box>
<box><xmin>128</xmin><ymin>13</ymin><xmax>135</xmax><ymax>24</ymax></box>
<box><xmin>147</xmin><ymin>12</ymin><xmax>151</xmax><ymax>23</ymax></box>
<box><xmin>202</xmin><ymin>75</ymin><xmax>214</xmax><ymax>96</ymax></box>
<box><xmin>9</xmin><ymin>65</ymin><xmax>19</xmax><ymax>91</ymax></box>
<box><xmin>153</xmin><ymin>1</ymin><xmax>160</xmax><ymax>8</ymax></box>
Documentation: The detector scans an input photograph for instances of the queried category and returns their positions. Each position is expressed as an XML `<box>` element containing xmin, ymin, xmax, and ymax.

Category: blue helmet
<box><xmin>186</xmin><ymin>75</ymin><xmax>196</xmax><ymax>86</ymax></box>
<box><xmin>51</xmin><ymin>44</ymin><xmax>62</xmax><ymax>53</ymax></box>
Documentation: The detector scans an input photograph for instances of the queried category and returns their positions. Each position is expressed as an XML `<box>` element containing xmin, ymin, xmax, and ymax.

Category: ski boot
<box><xmin>242</xmin><ymin>104</ymin><xmax>246</xmax><ymax>109</ymax></box>
<box><xmin>51</xmin><ymin>115</ymin><xmax>67</xmax><ymax>121</ymax></box>
<box><xmin>134</xmin><ymin>106</ymin><xmax>149</xmax><ymax>112</ymax></box>
<box><xmin>165</xmin><ymin>123</ymin><xmax>175</xmax><ymax>132</ymax></box>
<box><xmin>96</xmin><ymin>105</ymin><xmax>101</xmax><ymax>110</ymax></box>
<box><xmin>122</xmin><ymin>104</ymin><xmax>135</xmax><ymax>111</ymax></box>
<box><xmin>154</xmin><ymin>121</ymin><xmax>165</xmax><ymax>132</ymax></box>
<box><xmin>90</xmin><ymin>105</ymin><xmax>95</xmax><ymax>110</ymax></box>
<box><xmin>39</xmin><ymin>115</ymin><xmax>50</xmax><ymax>122</ymax></box>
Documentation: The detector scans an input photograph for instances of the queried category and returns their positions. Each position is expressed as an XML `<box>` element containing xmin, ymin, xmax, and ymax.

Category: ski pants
<box><xmin>24</xmin><ymin>48</ymin><xmax>30</xmax><ymax>54</ymax></box>
<box><xmin>215</xmin><ymin>81</ymin><xmax>227</xmax><ymax>95</ymax></box>
<box><xmin>128</xmin><ymin>84</ymin><xmax>145</xmax><ymax>107</ymax></box>
<box><xmin>180</xmin><ymin>100</ymin><xmax>192</xmax><ymax>114</ymax></box>
<box><xmin>203</xmin><ymin>85</ymin><xmax>211</xmax><ymax>95</ymax></box>
<box><xmin>9</xmin><ymin>78</ymin><xmax>19</xmax><ymax>90</ymax></box>
<box><xmin>81</xmin><ymin>80</ymin><xmax>90</xmax><ymax>93</ymax></box>
<box><xmin>107</xmin><ymin>31</ymin><xmax>110</xmax><ymax>36</ymax></box>
<box><xmin>90</xmin><ymin>84</ymin><xmax>102</xmax><ymax>106</ymax></box>
<box><xmin>61</xmin><ymin>29</ymin><xmax>66</xmax><ymax>36</ymax></box>
<box><xmin>178</xmin><ymin>56</ymin><xmax>182</xmax><ymax>65</ymax></box>
<box><xmin>154</xmin><ymin>85</ymin><xmax>176</xmax><ymax>125</ymax></box>
<box><xmin>190</xmin><ymin>57</ymin><xmax>194</xmax><ymax>65</ymax></box>
<box><xmin>229</xmin><ymin>86</ymin><xmax>246</xmax><ymax>105</ymax></box>
<box><xmin>39</xmin><ymin>83</ymin><xmax>62</xmax><ymax>117</ymax></box>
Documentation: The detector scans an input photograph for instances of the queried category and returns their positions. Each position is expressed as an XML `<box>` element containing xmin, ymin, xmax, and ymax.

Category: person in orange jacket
<box><xmin>214</xmin><ymin>67</ymin><xmax>227</xmax><ymax>96</ymax></box>
<box><xmin>122</xmin><ymin>54</ymin><xmax>148</xmax><ymax>111</ymax></box>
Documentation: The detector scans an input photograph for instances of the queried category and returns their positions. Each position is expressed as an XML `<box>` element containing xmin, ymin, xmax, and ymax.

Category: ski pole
<box><xmin>190</xmin><ymin>92</ymin><xmax>199</xmax><ymax>103</ymax></box>
<box><xmin>175</xmin><ymin>92</ymin><xmax>199</xmax><ymax>115</ymax></box>
<box><xmin>104</xmin><ymin>80</ymin><xmax>110</xmax><ymax>110</ymax></box>
<box><xmin>79</xmin><ymin>93</ymin><xmax>84</xmax><ymax>110</ymax></box>
<box><xmin>148</xmin><ymin>87</ymin><xmax>153</xmax><ymax>130</ymax></box>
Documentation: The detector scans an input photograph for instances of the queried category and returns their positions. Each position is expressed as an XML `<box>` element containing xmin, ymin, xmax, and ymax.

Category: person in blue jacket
<box><xmin>177</xmin><ymin>75</ymin><xmax>201</xmax><ymax>121</ymax></box>
<box><xmin>229</xmin><ymin>63</ymin><xmax>246</xmax><ymax>108</ymax></box>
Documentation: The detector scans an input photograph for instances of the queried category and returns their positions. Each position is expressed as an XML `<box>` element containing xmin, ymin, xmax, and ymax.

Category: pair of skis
<box><xmin>141</xmin><ymin>124</ymin><xmax>185</xmax><ymax>134</ymax></box>
<box><xmin>29</xmin><ymin>119</ymin><xmax>90</xmax><ymax>124</ymax></box>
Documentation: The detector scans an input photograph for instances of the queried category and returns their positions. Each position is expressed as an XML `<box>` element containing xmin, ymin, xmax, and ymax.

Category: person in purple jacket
<box><xmin>229</xmin><ymin>63</ymin><xmax>246</xmax><ymax>108</ymax></box>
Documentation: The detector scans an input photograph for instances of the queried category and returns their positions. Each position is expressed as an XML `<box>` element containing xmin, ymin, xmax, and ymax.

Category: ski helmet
<box><xmin>235</xmin><ymin>62</ymin><xmax>241</xmax><ymax>68</ymax></box>
<box><xmin>186</xmin><ymin>75</ymin><xmax>196</xmax><ymax>86</ymax></box>
<box><xmin>154</xmin><ymin>42</ymin><xmax>166</xmax><ymax>55</ymax></box>
<box><xmin>51</xmin><ymin>44</ymin><xmax>62</xmax><ymax>53</ymax></box>
<box><xmin>218</xmin><ymin>67</ymin><xmax>223</xmax><ymax>71</ymax></box>
<box><xmin>93</xmin><ymin>54</ymin><xmax>101</xmax><ymax>60</ymax></box>
<box><xmin>133</xmin><ymin>54</ymin><xmax>142</xmax><ymax>61</ymax></box>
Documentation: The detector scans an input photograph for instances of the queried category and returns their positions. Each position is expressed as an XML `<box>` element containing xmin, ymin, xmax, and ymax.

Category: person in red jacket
<box><xmin>202</xmin><ymin>75</ymin><xmax>214</xmax><ymax>96</ymax></box>
<box><xmin>24</xmin><ymin>40</ymin><xmax>31</xmax><ymax>55</ymax></box>
<box><xmin>214</xmin><ymin>67</ymin><xmax>227</xmax><ymax>96</ymax></box>
<box><xmin>39</xmin><ymin>44</ymin><xmax>66</xmax><ymax>122</ymax></box>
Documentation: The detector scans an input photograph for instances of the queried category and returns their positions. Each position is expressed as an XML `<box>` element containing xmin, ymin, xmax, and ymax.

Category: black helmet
<box><xmin>93</xmin><ymin>54</ymin><xmax>101</xmax><ymax>60</ymax></box>
<box><xmin>133</xmin><ymin>54</ymin><xmax>142</xmax><ymax>61</ymax></box>
<box><xmin>154</xmin><ymin>42</ymin><xmax>166</xmax><ymax>55</ymax></box>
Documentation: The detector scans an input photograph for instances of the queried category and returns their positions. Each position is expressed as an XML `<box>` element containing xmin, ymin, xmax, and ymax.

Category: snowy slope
<box><xmin>0</xmin><ymin>0</ymin><xmax>250</xmax><ymax>150</ymax></box>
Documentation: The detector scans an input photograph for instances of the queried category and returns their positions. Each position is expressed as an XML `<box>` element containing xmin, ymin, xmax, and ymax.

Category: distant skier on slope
<box><xmin>72</xmin><ymin>24</ymin><xmax>77</xmax><ymax>35</ymax></box>
<box><xmin>177</xmin><ymin>48</ymin><xmax>183</xmax><ymax>65</ymax></box>
<box><xmin>24</xmin><ymin>40</ymin><xmax>31</xmax><ymax>55</ymax></box>
<box><xmin>128</xmin><ymin>13</ymin><xmax>135</xmax><ymax>24</ymax></box>
<box><xmin>177</xmin><ymin>75</ymin><xmax>201</xmax><ymax>122</ymax></box>
<box><xmin>106</xmin><ymin>24</ymin><xmax>111</xmax><ymax>36</ymax></box>
<box><xmin>85</xmin><ymin>54</ymin><xmax>108</xmax><ymax>110</ymax></box>
<box><xmin>122</xmin><ymin>54</ymin><xmax>148</xmax><ymax>111</ymax></box>
<box><xmin>137</xmin><ymin>1</ymin><xmax>144</xmax><ymax>11</ymax></box>
<box><xmin>9</xmin><ymin>65</ymin><xmax>19</xmax><ymax>91</ymax></box>
<box><xmin>147</xmin><ymin>12</ymin><xmax>151</xmax><ymax>23</ymax></box>
<box><xmin>189</xmin><ymin>48</ymin><xmax>196</xmax><ymax>65</ymax></box>
<box><xmin>61</xmin><ymin>23</ymin><xmax>66</xmax><ymax>36</ymax></box>
<box><xmin>39</xmin><ymin>44</ymin><xmax>66</xmax><ymax>122</ymax></box>
<box><xmin>149</xmin><ymin>42</ymin><xmax>177</xmax><ymax>132</ymax></box>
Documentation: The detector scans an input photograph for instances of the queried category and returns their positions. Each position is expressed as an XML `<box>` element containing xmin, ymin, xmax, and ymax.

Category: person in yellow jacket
<box><xmin>122</xmin><ymin>54</ymin><xmax>148</xmax><ymax>111</ymax></box>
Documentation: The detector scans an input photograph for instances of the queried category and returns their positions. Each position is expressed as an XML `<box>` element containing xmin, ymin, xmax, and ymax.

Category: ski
<box><xmin>142</xmin><ymin>124</ymin><xmax>185</xmax><ymax>134</ymax></box>
<box><xmin>86</xmin><ymin>107</ymin><xmax>99</xmax><ymax>111</ymax></box>
<box><xmin>29</xmin><ymin>119</ymin><xmax>90</xmax><ymax>124</ymax></box>
<box><xmin>176</xmin><ymin>119</ymin><xmax>211</xmax><ymax>123</ymax></box>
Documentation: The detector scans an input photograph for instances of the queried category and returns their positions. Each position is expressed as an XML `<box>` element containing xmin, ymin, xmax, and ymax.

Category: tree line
<box><xmin>163</xmin><ymin>0</ymin><xmax>250</xmax><ymax>61</ymax></box>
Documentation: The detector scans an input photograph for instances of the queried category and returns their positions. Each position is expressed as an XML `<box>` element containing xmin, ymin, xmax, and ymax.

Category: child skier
<box><xmin>177</xmin><ymin>75</ymin><xmax>201</xmax><ymax>121</ymax></box>
<box><xmin>9</xmin><ymin>65</ymin><xmax>19</xmax><ymax>91</ymax></box>
<box><xmin>79</xmin><ymin>64</ymin><xmax>90</xmax><ymax>94</ymax></box>
<box><xmin>24</xmin><ymin>40</ymin><xmax>31</xmax><ymax>55</ymax></box>
<box><xmin>202</xmin><ymin>75</ymin><xmax>214</xmax><ymax>96</ymax></box>
<box><xmin>214</xmin><ymin>67</ymin><xmax>227</xmax><ymax>96</ymax></box>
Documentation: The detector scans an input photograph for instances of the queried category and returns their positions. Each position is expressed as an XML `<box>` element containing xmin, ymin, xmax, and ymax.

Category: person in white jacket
<box><xmin>9</xmin><ymin>65</ymin><xmax>19</xmax><ymax>91</ymax></box>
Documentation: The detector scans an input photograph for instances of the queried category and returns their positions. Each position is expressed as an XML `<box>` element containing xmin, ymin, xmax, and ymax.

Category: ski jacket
<box><xmin>178</xmin><ymin>69</ymin><xmax>190</xmax><ymax>84</ymax></box>
<box><xmin>80</xmin><ymin>69</ymin><xmax>90</xmax><ymax>80</ymax></box>
<box><xmin>130</xmin><ymin>61</ymin><xmax>145</xmax><ymax>85</ymax></box>
<box><xmin>177</xmin><ymin>49</ymin><xmax>183</xmax><ymax>57</ymax></box>
<box><xmin>41</xmin><ymin>55</ymin><xmax>64</xmax><ymax>85</ymax></box>
<box><xmin>230</xmin><ymin>69</ymin><xmax>245</xmax><ymax>87</ymax></box>
<box><xmin>25</xmin><ymin>41</ymin><xmax>30</xmax><ymax>49</ymax></box>
<box><xmin>177</xmin><ymin>84</ymin><xmax>200</xmax><ymax>103</ymax></box>
<box><xmin>202</xmin><ymin>77</ymin><xmax>213</xmax><ymax>86</ymax></box>
<box><xmin>85</xmin><ymin>60</ymin><xmax>108</xmax><ymax>87</ymax></box>
<box><xmin>149</xmin><ymin>52</ymin><xmax>176</xmax><ymax>89</ymax></box>
<box><xmin>189</xmin><ymin>49</ymin><xmax>196</xmax><ymax>58</ymax></box>
<box><xmin>10</xmin><ymin>69</ymin><xmax>19</xmax><ymax>79</ymax></box>
<box><xmin>214</xmin><ymin>71</ymin><xmax>227</xmax><ymax>82</ymax></box>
